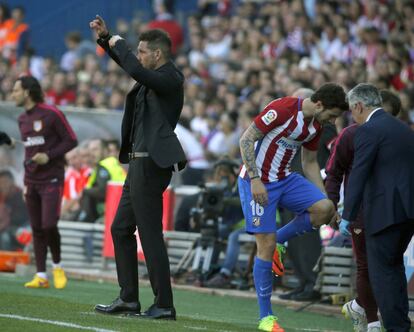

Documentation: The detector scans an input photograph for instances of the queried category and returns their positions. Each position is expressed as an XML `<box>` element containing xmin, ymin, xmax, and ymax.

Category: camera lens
<box><xmin>208</xmin><ymin>195</ymin><xmax>218</xmax><ymax>205</ymax></box>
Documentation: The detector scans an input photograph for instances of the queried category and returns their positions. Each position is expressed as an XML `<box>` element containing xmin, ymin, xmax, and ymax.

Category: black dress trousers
<box><xmin>111</xmin><ymin>157</ymin><xmax>173</xmax><ymax>307</ymax></box>
<box><xmin>365</xmin><ymin>221</ymin><xmax>414</xmax><ymax>332</ymax></box>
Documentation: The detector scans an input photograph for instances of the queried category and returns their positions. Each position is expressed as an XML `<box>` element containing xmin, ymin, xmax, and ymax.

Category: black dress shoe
<box><xmin>141</xmin><ymin>304</ymin><xmax>176</xmax><ymax>320</ymax></box>
<box><xmin>95</xmin><ymin>297</ymin><xmax>140</xmax><ymax>315</ymax></box>
<box><xmin>290</xmin><ymin>290</ymin><xmax>321</xmax><ymax>302</ymax></box>
<box><xmin>279</xmin><ymin>286</ymin><xmax>305</xmax><ymax>300</ymax></box>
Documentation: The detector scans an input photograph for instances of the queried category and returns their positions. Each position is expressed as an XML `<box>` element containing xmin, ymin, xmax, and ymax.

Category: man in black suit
<box><xmin>90</xmin><ymin>15</ymin><xmax>186</xmax><ymax>320</ymax></box>
<box><xmin>341</xmin><ymin>83</ymin><xmax>414</xmax><ymax>331</ymax></box>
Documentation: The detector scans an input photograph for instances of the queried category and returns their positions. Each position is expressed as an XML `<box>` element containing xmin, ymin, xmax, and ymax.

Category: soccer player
<box><xmin>10</xmin><ymin>76</ymin><xmax>77</xmax><ymax>288</ymax></box>
<box><xmin>238</xmin><ymin>83</ymin><xmax>348</xmax><ymax>331</ymax></box>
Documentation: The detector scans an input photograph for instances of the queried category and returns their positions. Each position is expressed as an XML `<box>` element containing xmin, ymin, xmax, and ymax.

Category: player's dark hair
<box><xmin>311</xmin><ymin>83</ymin><xmax>349</xmax><ymax>111</ymax></box>
<box><xmin>16</xmin><ymin>76</ymin><xmax>44</xmax><ymax>103</ymax></box>
<box><xmin>380</xmin><ymin>90</ymin><xmax>401</xmax><ymax>117</ymax></box>
<box><xmin>139</xmin><ymin>29</ymin><xmax>172</xmax><ymax>58</ymax></box>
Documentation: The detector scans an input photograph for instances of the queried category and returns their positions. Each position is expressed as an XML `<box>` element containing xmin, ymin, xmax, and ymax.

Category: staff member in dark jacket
<box><xmin>341</xmin><ymin>83</ymin><xmax>414</xmax><ymax>332</ymax></box>
<box><xmin>90</xmin><ymin>15</ymin><xmax>186</xmax><ymax>320</ymax></box>
<box><xmin>10</xmin><ymin>76</ymin><xmax>77</xmax><ymax>289</ymax></box>
<box><xmin>325</xmin><ymin>90</ymin><xmax>401</xmax><ymax>331</ymax></box>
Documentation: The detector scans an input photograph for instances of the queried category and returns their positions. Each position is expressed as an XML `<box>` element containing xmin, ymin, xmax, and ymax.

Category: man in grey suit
<box><xmin>341</xmin><ymin>83</ymin><xmax>414</xmax><ymax>331</ymax></box>
<box><xmin>90</xmin><ymin>15</ymin><xmax>186</xmax><ymax>320</ymax></box>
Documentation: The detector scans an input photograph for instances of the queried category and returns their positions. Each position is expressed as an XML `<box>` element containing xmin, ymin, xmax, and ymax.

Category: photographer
<box><xmin>184</xmin><ymin>158</ymin><xmax>244</xmax><ymax>286</ymax></box>
<box><xmin>209</xmin><ymin>158</ymin><xmax>244</xmax><ymax>239</ymax></box>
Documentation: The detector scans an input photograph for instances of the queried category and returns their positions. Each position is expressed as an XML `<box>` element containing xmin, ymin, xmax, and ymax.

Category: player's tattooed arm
<box><xmin>239</xmin><ymin>122</ymin><xmax>264</xmax><ymax>178</ymax></box>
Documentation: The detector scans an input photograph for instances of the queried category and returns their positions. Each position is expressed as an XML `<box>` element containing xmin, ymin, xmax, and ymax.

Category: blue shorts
<box><xmin>238</xmin><ymin>172</ymin><xmax>326</xmax><ymax>234</ymax></box>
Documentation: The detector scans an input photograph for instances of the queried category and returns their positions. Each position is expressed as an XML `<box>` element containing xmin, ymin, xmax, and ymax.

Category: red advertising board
<box><xmin>102</xmin><ymin>182</ymin><xmax>175</xmax><ymax>261</ymax></box>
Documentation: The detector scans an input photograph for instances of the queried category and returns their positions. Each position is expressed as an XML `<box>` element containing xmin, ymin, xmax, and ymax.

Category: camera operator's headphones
<box><xmin>213</xmin><ymin>158</ymin><xmax>240</xmax><ymax>177</ymax></box>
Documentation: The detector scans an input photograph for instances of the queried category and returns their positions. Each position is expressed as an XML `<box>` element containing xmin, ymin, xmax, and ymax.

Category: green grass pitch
<box><xmin>0</xmin><ymin>273</ymin><xmax>352</xmax><ymax>331</ymax></box>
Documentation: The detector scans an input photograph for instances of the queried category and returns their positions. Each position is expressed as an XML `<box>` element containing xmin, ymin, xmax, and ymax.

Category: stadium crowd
<box><xmin>1</xmin><ymin>1</ymin><xmax>413</xmax><ymax>139</ymax></box>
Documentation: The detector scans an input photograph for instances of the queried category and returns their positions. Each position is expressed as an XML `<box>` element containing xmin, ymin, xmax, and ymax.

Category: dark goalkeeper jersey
<box><xmin>18</xmin><ymin>103</ymin><xmax>77</xmax><ymax>184</ymax></box>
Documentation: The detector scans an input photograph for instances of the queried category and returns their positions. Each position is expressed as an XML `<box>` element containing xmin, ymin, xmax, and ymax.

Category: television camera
<box><xmin>189</xmin><ymin>157</ymin><xmax>240</xmax><ymax>279</ymax></box>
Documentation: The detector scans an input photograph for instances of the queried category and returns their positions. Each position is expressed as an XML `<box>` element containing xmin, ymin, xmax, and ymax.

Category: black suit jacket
<box><xmin>342</xmin><ymin>109</ymin><xmax>414</xmax><ymax>235</ymax></box>
<box><xmin>97</xmin><ymin>37</ymin><xmax>187</xmax><ymax>169</ymax></box>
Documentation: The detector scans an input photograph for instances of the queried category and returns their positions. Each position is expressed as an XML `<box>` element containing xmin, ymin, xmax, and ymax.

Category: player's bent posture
<box><xmin>238</xmin><ymin>83</ymin><xmax>348</xmax><ymax>331</ymax></box>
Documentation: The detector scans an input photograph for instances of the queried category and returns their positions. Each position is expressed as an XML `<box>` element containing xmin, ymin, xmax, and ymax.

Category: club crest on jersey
<box><xmin>261</xmin><ymin>109</ymin><xmax>277</xmax><ymax>125</ymax></box>
<box><xmin>252</xmin><ymin>217</ymin><xmax>261</xmax><ymax>227</ymax></box>
<box><xmin>33</xmin><ymin>120</ymin><xmax>43</xmax><ymax>132</ymax></box>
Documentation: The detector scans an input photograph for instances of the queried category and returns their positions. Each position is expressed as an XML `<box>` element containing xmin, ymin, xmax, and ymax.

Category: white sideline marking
<box><xmin>0</xmin><ymin>314</ymin><xmax>117</xmax><ymax>332</ymax></box>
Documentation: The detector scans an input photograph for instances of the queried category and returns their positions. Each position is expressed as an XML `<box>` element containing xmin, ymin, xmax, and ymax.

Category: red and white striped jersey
<box><xmin>240</xmin><ymin>97</ymin><xmax>322</xmax><ymax>183</ymax></box>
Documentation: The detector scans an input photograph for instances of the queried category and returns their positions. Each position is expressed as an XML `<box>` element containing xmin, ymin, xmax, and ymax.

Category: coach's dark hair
<box><xmin>139</xmin><ymin>29</ymin><xmax>172</xmax><ymax>58</ymax></box>
<box><xmin>16</xmin><ymin>76</ymin><xmax>44</xmax><ymax>103</ymax></box>
<box><xmin>311</xmin><ymin>83</ymin><xmax>349</xmax><ymax>111</ymax></box>
<box><xmin>380</xmin><ymin>90</ymin><xmax>401</xmax><ymax>117</ymax></box>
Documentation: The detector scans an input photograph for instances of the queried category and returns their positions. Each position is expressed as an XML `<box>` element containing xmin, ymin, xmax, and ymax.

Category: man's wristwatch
<box><xmin>99</xmin><ymin>32</ymin><xmax>111</xmax><ymax>42</ymax></box>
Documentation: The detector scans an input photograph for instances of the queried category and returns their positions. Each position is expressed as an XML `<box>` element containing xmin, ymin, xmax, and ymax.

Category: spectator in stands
<box><xmin>0</xmin><ymin>3</ymin><xmax>11</xmax><ymax>51</ymax></box>
<box><xmin>45</xmin><ymin>72</ymin><xmax>76</xmax><ymax>106</ymax></box>
<box><xmin>77</xmin><ymin>139</ymin><xmax>125</xmax><ymax>223</ymax></box>
<box><xmin>60</xmin><ymin>31</ymin><xmax>82</xmax><ymax>72</ymax></box>
<box><xmin>203</xmin><ymin>23</ymin><xmax>232</xmax><ymax>80</ymax></box>
<box><xmin>204</xmin><ymin>112</ymin><xmax>239</xmax><ymax>162</ymax></box>
<box><xmin>1</xmin><ymin>5</ymin><xmax>29</xmax><ymax>62</ymax></box>
<box><xmin>175</xmin><ymin>119</ymin><xmax>209</xmax><ymax>185</ymax></box>
<box><xmin>108</xmin><ymin>88</ymin><xmax>124</xmax><ymax>112</ymax></box>
<box><xmin>0</xmin><ymin>169</ymin><xmax>28</xmax><ymax>250</ymax></box>
<box><xmin>75</xmin><ymin>91</ymin><xmax>94</xmax><ymax>109</ymax></box>
<box><xmin>93</xmin><ymin>90</ymin><xmax>108</xmax><ymax>110</ymax></box>
<box><xmin>61</xmin><ymin>147</ymin><xmax>85</xmax><ymax>221</ymax></box>
<box><xmin>77</xmin><ymin>139</ymin><xmax>125</xmax><ymax>262</ymax></box>
<box><xmin>105</xmin><ymin>139</ymin><xmax>121</xmax><ymax>159</ymax></box>
<box><xmin>60</xmin><ymin>31</ymin><xmax>96</xmax><ymax>72</ymax></box>
<box><xmin>147</xmin><ymin>0</ymin><xmax>183</xmax><ymax>56</ymax></box>
<box><xmin>187</xmin><ymin>31</ymin><xmax>206</xmax><ymax>69</ymax></box>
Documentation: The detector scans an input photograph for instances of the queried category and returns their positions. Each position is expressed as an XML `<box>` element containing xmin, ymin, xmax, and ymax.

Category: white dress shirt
<box><xmin>366</xmin><ymin>107</ymin><xmax>382</xmax><ymax>123</ymax></box>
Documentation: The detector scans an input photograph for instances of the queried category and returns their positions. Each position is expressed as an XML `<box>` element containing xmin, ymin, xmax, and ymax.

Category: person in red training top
<box><xmin>10</xmin><ymin>76</ymin><xmax>77</xmax><ymax>289</ymax></box>
<box><xmin>61</xmin><ymin>147</ymin><xmax>85</xmax><ymax>221</ymax></box>
<box><xmin>44</xmin><ymin>72</ymin><xmax>76</xmax><ymax>106</ymax></box>
<box><xmin>147</xmin><ymin>1</ymin><xmax>183</xmax><ymax>56</ymax></box>
<box><xmin>325</xmin><ymin>90</ymin><xmax>402</xmax><ymax>332</ymax></box>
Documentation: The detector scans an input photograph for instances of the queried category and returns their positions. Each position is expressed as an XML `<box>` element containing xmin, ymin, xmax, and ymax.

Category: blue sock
<box><xmin>253</xmin><ymin>257</ymin><xmax>273</xmax><ymax>319</ymax></box>
<box><xmin>277</xmin><ymin>212</ymin><xmax>314</xmax><ymax>244</ymax></box>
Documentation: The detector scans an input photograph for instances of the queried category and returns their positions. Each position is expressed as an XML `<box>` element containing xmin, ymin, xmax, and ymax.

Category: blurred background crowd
<box><xmin>1</xmin><ymin>0</ymin><xmax>413</xmax><ymax>151</ymax></box>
